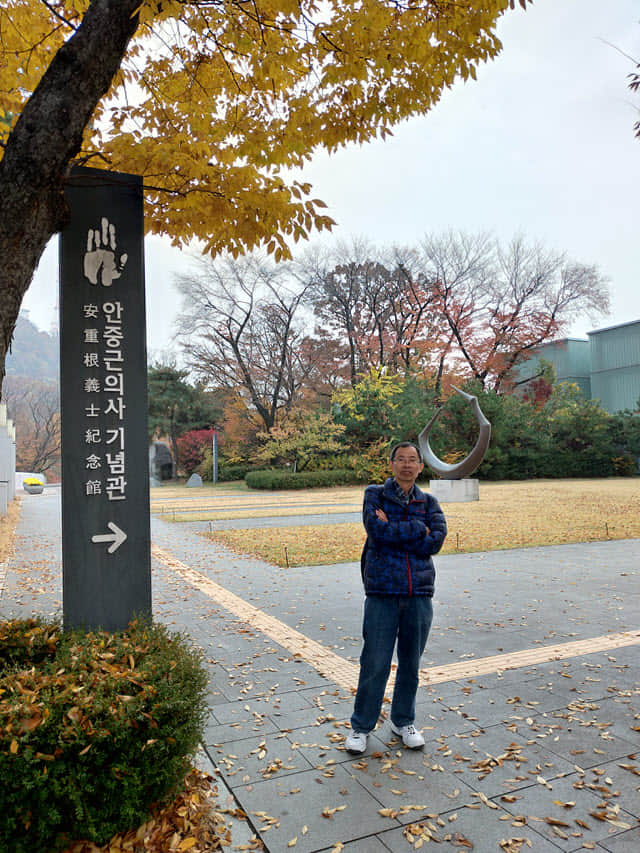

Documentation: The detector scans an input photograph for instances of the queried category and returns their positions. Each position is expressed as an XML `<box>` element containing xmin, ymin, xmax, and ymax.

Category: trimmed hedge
<box><xmin>196</xmin><ymin>450</ymin><xmax>268</xmax><ymax>482</ymax></box>
<box><xmin>0</xmin><ymin>618</ymin><xmax>208</xmax><ymax>853</ymax></box>
<box><xmin>218</xmin><ymin>463</ymin><xmax>266</xmax><ymax>482</ymax></box>
<box><xmin>245</xmin><ymin>468</ymin><xmax>366</xmax><ymax>489</ymax></box>
<box><xmin>0</xmin><ymin>618</ymin><xmax>59</xmax><ymax>668</ymax></box>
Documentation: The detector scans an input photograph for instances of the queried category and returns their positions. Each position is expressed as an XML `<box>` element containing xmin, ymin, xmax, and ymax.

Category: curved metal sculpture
<box><xmin>418</xmin><ymin>386</ymin><xmax>491</xmax><ymax>480</ymax></box>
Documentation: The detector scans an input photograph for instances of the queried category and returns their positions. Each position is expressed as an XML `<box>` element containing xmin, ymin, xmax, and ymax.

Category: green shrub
<box><xmin>197</xmin><ymin>449</ymin><xmax>266</xmax><ymax>482</ymax></box>
<box><xmin>0</xmin><ymin>617</ymin><xmax>60</xmax><ymax>668</ymax></box>
<box><xmin>611</xmin><ymin>454</ymin><xmax>638</xmax><ymax>476</ymax></box>
<box><xmin>245</xmin><ymin>468</ymin><xmax>365</xmax><ymax>489</ymax></box>
<box><xmin>219</xmin><ymin>463</ymin><xmax>267</xmax><ymax>482</ymax></box>
<box><xmin>347</xmin><ymin>442</ymin><xmax>387</xmax><ymax>484</ymax></box>
<box><xmin>0</xmin><ymin>618</ymin><xmax>208</xmax><ymax>853</ymax></box>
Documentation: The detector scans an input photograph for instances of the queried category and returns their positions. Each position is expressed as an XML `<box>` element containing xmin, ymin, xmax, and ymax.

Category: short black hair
<box><xmin>390</xmin><ymin>441</ymin><xmax>422</xmax><ymax>462</ymax></box>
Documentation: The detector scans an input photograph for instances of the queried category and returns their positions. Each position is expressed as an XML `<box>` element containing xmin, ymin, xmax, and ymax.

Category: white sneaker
<box><xmin>391</xmin><ymin>723</ymin><xmax>425</xmax><ymax>749</ymax></box>
<box><xmin>345</xmin><ymin>731</ymin><xmax>368</xmax><ymax>754</ymax></box>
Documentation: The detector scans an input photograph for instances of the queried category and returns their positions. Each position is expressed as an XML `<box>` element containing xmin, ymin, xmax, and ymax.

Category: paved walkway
<box><xmin>1</xmin><ymin>491</ymin><xmax>639</xmax><ymax>852</ymax></box>
<box><xmin>175</xmin><ymin>512</ymin><xmax>361</xmax><ymax>533</ymax></box>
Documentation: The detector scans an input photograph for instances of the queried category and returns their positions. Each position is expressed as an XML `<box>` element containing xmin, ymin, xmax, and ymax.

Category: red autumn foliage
<box><xmin>176</xmin><ymin>429</ymin><xmax>216</xmax><ymax>475</ymax></box>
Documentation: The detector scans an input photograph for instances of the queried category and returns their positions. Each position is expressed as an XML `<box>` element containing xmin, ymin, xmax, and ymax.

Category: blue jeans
<box><xmin>350</xmin><ymin>595</ymin><xmax>433</xmax><ymax>734</ymax></box>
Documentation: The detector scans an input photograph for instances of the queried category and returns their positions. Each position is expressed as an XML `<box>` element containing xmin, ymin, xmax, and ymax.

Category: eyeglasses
<box><xmin>392</xmin><ymin>456</ymin><xmax>421</xmax><ymax>465</ymax></box>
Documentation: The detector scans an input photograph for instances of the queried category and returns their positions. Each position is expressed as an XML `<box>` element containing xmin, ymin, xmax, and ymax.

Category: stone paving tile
<box><xmin>231</xmin><ymin>763</ymin><xmax>401</xmax><ymax>853</ymax></box>
<box><xmin>196</xmin><ymin>748</ymin><xmax>265</xmax><ymax>851</ymax></box>
<box><xmin>576</xmin><ymin>758</ymin><xmax>640</xmax><ymax>822</ymax></box>
<box><xmin>452</xmin><ymin>665</ymin><xmax>558</xmax><ymax>688</ymax></box>
<box><xmin>494</xmin><ymin>774</ymin><xmax>638</xmax><ymax>852</ymax></box>
<box><xmin>572</xmin><ymin>658</ymin><xmax>640</xmax><ymax>689</ymax></box>
<box><xmin>419</xmin><ymin>678</ymin><xmax>486</xmax><ymax>698</ymax></box>
<box><xmin>287</xmin><ymin>724</ymin><xmax>390</xmax><ymax>769</ymax></box>
<box><xmin>265</xmin><ymin>699</ymin><xmax>354</xmax><ymax>734</ymax></box>
<box><xmin>339</xmin><ymin>739</ymin><xmax>479</xmax><ymax>822</ymax></box>
<box><xmin>201</xmin><ymin>663</ymin><xmax>240</xmax><ymax>700</ymax></box>
<box><xmin>553</xmin><ymin>692</ymin><xmax>640</xmax><ymax>730</ymax></box>
<box><xmin>204</xmin><ymin>684</ymin><xmax>244</xmax><ymax>706</ymax></box>
<box><xmin>603</xmin><ymin>670</ymin><xmax>640</xmax><ymax>691</ymax></box>
<box><xmin>269</xmin><ymin>685</ymin><xmax>353</xmax><ymax>728</ymax></box>
<box><xmin>439</xmin><ymin>685</ymin><xmax>536</xmax><ymax>727</ymax></box>
<box><xmin>416</xmin><ymin>684</ymin><xmax>481</xmax><ymax>714</ymax></box>
<box><xmin>217</xmin><ymin>663</ymin><xmax>332</xmax><ymax>699</ymax></box>
<box><xmin>598</xmin><ymin>826</ymin><xmax>640</xmax><ymax>851</ymax></box>
<box><xmin>539</xmin><ymin>715</ymin><xmax>639</xmax><ymax>769</ymax></box>
<box><xmin>316</xmin><ymin>835</ymin><xmax>391</xmax><ymax>852</ymax></box>
<box><xmin>493</xmin><ymin>709</ymin><xmax>639</xmax><ymax>772</ymax></box>
<box><xmin>375</xmin><ymin>803</ymin><xmax>563</xmax><ymax>852</ymax></box>
<box><xmin>414</xmin><ymin>715</ymin><xmax>478</xmax><ymax>744</ymax></box>
<box><xmin>413</xmin><ymin>694</ymin><xmax>482</xmax><ymax>740</ymax></box>
<box><xmin>215</xmin><ymin>649</ymin><xmax>317</xmax><ymax>675</ymax></box>
<box><xmin>207</xmin><ymin>729</ymin><xmax>315</xmax><ymax>786</ymax></box>
<box><xmin>491</xmin><ymin>675</ymin><xmax>584</xmax><ymax>711</ymax></box>
<box><xmin>604</xmin><ymin>647</ymin><xmax>640</xmax><ymax>665</ymax></box>
<box><xmin>426</xmin><ymin>722</ymin><xmax>577</xmax><ymax>800</ymax></box>
<box><xmin>205</xmin><ymin>713</ymin><xmax>280</xmax><ymax>745</ymax></box>
<box><xmin>213</xmin><ymin>668</ymin><xmax>332</xmax><ymax>702</ymax></box>
<box><xmin>210</xmin><ymin>689</ymin><xmax>315</xmax><ymax>725</ymax></box>
<box><xmin>271</xmin><ymin>686</ymin><xmax>345</xmax><ymax>718</ymax></box>
<box><xmin>426</xmin><ymin>627</ymin><xmax>539</xmax><ymax>658</ymax></box>
<box><xmin>296</xmin><ymin>684</ymin><xmax>355</xmax><ymax>707</ymax></box>
<box><xmin>595</xmin><ymin>674</ymin><xmax>640</xmax><ymax>699</ymax></box>
<box><xmin>593</xmin><ymin>701</ymin><xmax>640</xmax><ymax>744</ymax></box>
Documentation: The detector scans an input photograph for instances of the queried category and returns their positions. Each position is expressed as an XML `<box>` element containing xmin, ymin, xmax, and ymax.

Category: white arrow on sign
<box><xmin>91</xmin><ymin>521</ymin><xmax>127</xmax><ymax>554</ymax></box>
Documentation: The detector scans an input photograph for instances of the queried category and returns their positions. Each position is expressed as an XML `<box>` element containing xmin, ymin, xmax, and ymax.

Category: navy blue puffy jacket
<box><xmin>362</xmin><ymin>478</ymin><xmax>447</xmax><ymax>596</ymax></box>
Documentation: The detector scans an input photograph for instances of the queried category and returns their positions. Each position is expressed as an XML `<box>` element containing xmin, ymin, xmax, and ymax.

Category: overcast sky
<box><xmin>23</xmin><ymin>0</ymin><xmax>640</xmax><ymax>358</ymax></box>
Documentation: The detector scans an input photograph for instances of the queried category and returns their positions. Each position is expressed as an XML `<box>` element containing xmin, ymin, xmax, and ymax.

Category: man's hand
<box><xmin>376</xmin><ymin>507</ymin><xmax>430</xmax><ymax>533</ymax></box>
<box><xmin>84</xmin><ymin>217</ymin><xmax>128</xmax><ymax>286</ymax></box>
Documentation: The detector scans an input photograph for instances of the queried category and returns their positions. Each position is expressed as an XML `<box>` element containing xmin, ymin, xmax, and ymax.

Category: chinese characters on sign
<box><xmin>82</xmin><ymin>301</ymin><xmax>127</xmax><ymax>503</ymax></box>
<box><xmin>60</xmin><ymin>168</ymin><xmax>151</xmax><ymax>631</ymax></box>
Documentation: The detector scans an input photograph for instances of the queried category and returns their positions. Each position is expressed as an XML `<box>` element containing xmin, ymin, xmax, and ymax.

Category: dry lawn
<box><xmin>202</xmin><ymin>479</ymin><xmax>640</xmax><ymax>567</ymax></box>
<box><xmin>150</xmin><ymin>484</ymin><xmax>359</xmax><ymax>521</ymax></box>
<box><xmin>0</xmin><ymin>498</ymin><xmax>20</xmax><ymax>565</ymax></box>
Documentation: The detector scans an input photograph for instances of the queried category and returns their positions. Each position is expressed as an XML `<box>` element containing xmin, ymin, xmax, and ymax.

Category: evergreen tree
<box><xmin>147</xmin><ymin>364</ymin><xmax>221</xmax><ymax>473</ymax></box>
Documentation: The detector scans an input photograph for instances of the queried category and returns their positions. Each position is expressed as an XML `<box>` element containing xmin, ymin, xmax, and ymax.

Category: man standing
<box><xmin>345</xmin><ymin>441</ymin><xmax>447</xmax><ymax>754</ymax></box>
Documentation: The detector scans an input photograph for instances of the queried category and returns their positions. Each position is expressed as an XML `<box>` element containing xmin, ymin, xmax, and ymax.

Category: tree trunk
<box><xmin>0</xmin><ymin>0</ymin><xmax>141</xmax><ymax>395</ymax></box>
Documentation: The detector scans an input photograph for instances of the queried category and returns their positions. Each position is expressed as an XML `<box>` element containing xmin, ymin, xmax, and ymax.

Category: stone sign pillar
<box><xmin>0</xmin><ymin>405</ymin><xmax>9</xmax><ymax>517</ymax></box>
<box><xmin>59</xmin><ymin>166</ymin><xmax>151</xmax><ymax>631</ymax></box>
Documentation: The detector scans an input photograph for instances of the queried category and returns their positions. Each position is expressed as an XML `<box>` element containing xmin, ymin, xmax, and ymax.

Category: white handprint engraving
<box><xmin>83</xmin><ymin>217</ymin><xmax>128</xmax><ymax>286</ymax></box>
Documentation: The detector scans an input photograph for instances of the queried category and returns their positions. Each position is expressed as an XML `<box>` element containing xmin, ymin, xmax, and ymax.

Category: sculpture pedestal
<box><xmin>429</xmin><ymin>479</ymin><xmax>479</xmax><ymax>503</ymax></box>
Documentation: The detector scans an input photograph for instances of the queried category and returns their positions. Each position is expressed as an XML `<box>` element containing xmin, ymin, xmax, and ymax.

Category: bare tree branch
<box><xmin>174</xmin><ymin>254</ymin><xmax>310</xmax><ymax>431</ymax></box>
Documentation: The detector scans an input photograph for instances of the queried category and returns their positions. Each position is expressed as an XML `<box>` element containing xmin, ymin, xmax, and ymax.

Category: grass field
<box><xmin>152</xmin><ymin>478</ymin><xmax>640</xmax><ymax>567</ymax></box>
